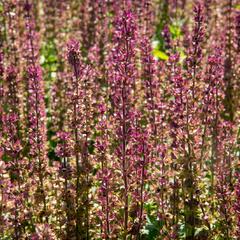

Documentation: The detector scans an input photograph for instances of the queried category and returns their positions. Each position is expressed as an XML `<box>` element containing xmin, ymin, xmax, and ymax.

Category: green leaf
<box><xmin>179</xmin><ymin>50</ymin><xmax>186</xmax><ymax>62</ymax></box>
<box><xmin>235</xmin><ymin>4</ymin><xmax>240</xmax><ymax>9</ymax></box>
<box><xmin>194</xmin><ymin>227</ymin><xmax>209</xmax><ymax>238</ymax></box>
<box><xmin>169</xmin><ymin>24</ymin><xmax>181</xmax><ymax>39</ymax></box>
<box><xmin>152</xmin><ymin>49</ymin><xmax>169</xmax><ymax>60</ymax></box>
<box><xmin>179</xmin><ymin>223</ymin><xmax>186</xmax><ymax>238</ymax></box>
<box><xmin>88</xmin><ymin>140</ymin><xmax>95</xmax><ymax>154</ymax></box>
<box><xmin>142</xmin><ymin>214</ymin><xmax>164</xmax><ymax>239</ymax></box>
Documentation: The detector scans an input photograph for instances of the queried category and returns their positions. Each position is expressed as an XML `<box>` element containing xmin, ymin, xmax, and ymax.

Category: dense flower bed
<box><xmin>0</xmin><ymin>0</ymin><xmax>239</xmax><ymax>239</ymax></box>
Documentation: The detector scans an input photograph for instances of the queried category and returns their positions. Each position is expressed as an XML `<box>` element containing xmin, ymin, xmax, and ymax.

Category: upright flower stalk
<box><xmin>67</xmin><ymin>39</ymin><xmax>95</xmax><ymax>239</ymax></box>
<box><xmin>3</xmin><ymin>0</ymin><xmax>20</xmax><ymax>65</ymax></box>
<box><xmin>1</xmin><ymin>113</ymin><xmax>24</xmax><ymax>238</ymax></box>
<box><xmin>140</xmin><ymin>37</ymin><xmax>158</xmax><ymax>137</ymax></box>
<box><xmin>55</xmin><ymin>131</ymin><xmax>75</xmax><ymax>238</ymax></box>
<box><xmin>183</xmin><ymin>2</ymin><xmax>205</xmax><ymax>238</ymax></box>
<box><xmin>0</xmin><ymin>50</ymin><xmax>4</xmax><ymax>139</ymax></box>
<box><xmin>235</xmin><ymin>171</ymin><xmax>240</xmax><ymax>238</ymax></box>
<box><xmin>236</xmin><ymin>11</ymin><xmax>240</xmax><ymax>52</ymax></box>
<box><xmin>223</xmin><ymin>0</ymin><xmax>235</xmax><ymax>121</ymax></box>
<box><xmin>0</xmin><ymin>39</ymin><xmax>5</xmax><ymax>238</ymax></box>
<box><xmin>95</xmin><ymin>102</ymin><xmax>113</xmax><ymax>239</ymax></box>
<box><xmin>186</xmin><ymin>1</ymin><xmax>204</xmax><ymax>100</ymax></box>
<box><xmin>131</xmin><ymin>114</ymin><xmax>150</xmax><ymax>238</ymax></box>
<box><xmin>205</xmin><ymin>47</ymin><xmax>224</xmax><ymax>192</ymax></box>
<box><xmin>140</xmin><ymin>36</ymin><xmax>167</xmax><ymax>229</ymax></box>
<box><xmin>166</xmin><ymin>53</ymin><xmax>186</xmax><ymax>237</ymax></box>
<box><xmin>23</xmin><ymin>0</ymin><xmax>48</xmax><ymax>223</ymax></box>
<box><xmin>67</xmin><ymin>39</ymin><xmax>82</xmax><ymax>239</ymax></box>
<box><xmin>109</xmin><ymin>10</ymin><xmax>137</xmax><ymax>238</ymax></box>
<box><xmin>215</xmin><ymin>121</ymin><xmax>235</xmax><ymax>238</ymax></box>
